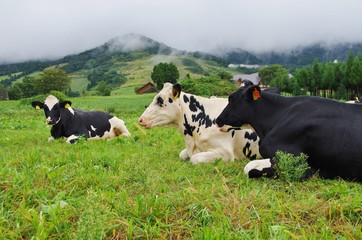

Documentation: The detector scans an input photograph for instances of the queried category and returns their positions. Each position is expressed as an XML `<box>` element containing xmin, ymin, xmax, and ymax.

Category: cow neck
<box><xmin>56</xmin><ymin>108</ymin><xmax>73</xmax><ymax>125</ymax></box>
<box><xmin>251</xmin><ymin>91</ymin><xmax>291</xmax><ymax>139</ymax></box>
<box><xmin>177</xmin><ymin>92</ymin><xmax>225</xmax><ymax>136</ymax></box>
<box><xmin>178</xmin><ymin>92</ymin><xmax>202</xmax><ymax>135</ymax></box>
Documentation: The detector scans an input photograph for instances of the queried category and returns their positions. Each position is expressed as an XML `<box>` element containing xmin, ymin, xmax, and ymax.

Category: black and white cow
<box><xmin>216</xmin><ymin>84</ymin><xmax>362</xmax><ymax>181</ymax></box>
<box><xmin>138</xmin><ymin>83</ymin><xmax>261</xmax><ymax>164</ymax></box>
<box><xmin>32</xmin><ymin>95</ymin><xmax>131</xmax><ymax>143</ymax></box>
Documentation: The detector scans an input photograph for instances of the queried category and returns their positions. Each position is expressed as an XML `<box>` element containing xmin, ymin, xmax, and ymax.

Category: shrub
<box><xmin>19</xmin><ymin>91</ymin><xmax>67</xmax><ymax>106</ymax></box>
<box><xmin>273</xmin><ymin>151</ymin><xmax>310</xmax><ymax>182</ymax></box>
<box><xmin>180</xmin><ymin>75</ymin><xmax>237</xmax><ymax>97</ymax></box>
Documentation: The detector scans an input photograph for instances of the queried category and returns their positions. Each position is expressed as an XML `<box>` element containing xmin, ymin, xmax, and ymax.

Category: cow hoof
<box><xmin>179</xmin><ymin>149</ymin><xmax>189</xmax><ymax>161</ymax></box>
<box><xmin>122</xmin><ymin>132</ymin><xmax>131</xmax><ymax>137</ymax></box>
<box><xmin>244</xmin><ymin>159</ymin><xmax>275</xmax><ymax>178</ymax></box>
<box><xmin>190</xmin><ymin>158</ymin><xmax>200</xmax><ymax>165</ymax></box>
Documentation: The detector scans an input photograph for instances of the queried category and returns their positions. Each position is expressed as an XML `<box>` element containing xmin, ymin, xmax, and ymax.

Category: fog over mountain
<box><xmin>1</xmin><ymin>0</ymin><xmax>362</xmax><ymax>63</ymax></box>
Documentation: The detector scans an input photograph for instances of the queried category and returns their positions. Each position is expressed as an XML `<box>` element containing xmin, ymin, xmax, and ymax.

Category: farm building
<box><xmin>233</xmin><ymin>73</ymin><xmax>261</xmax><ymax>87</ymax></box>
<box><xmin>135</xmin><ymin>82</ymin><xmax>158</xmax><ymax>94</ymax></box>
<box><xmin>233</xmin><ymin>72</ymin><xmax>293</xmax><ymax>87</ymax></box>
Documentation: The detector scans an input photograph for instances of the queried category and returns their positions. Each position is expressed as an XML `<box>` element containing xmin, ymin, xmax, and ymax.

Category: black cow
<box><xmin>32</xmin><ymin>95</ymin><xmax>131</xmax><ymax>143</ymax></box>
<box><xmin>216</xmin><ymin>84</ymin><xmax>362</xmax><ymax>181</ymax></box>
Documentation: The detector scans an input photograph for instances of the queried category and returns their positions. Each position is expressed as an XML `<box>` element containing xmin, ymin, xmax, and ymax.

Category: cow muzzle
<box><xmin>138</xmin><ymin>117</ymin><xmax>153</xmax><ymax>129</ymax></box>
<box><xmin>46</xmin><ymin>116</ymin><xmax>60</xmax><ymax>125</ymax></box>
<box><xmin>46</xmin><ymin>117</ymin><xmax>54</xmax><ymax>125</ymax></box>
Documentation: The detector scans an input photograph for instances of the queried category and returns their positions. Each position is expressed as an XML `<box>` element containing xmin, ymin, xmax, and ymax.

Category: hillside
<box><xmin>2</xmin><ymin>34</ymin><xmax>362</xmax><ymax>94</ymax></box>
<box><xmin>218</xmin><ymin>42</ymin><xmax>362</xmax><ymax>68</ymax></box>
<box><xmin>0</xmin><ymin>34</ymin><xmax>229</xmax><ymax>93</ymax></box>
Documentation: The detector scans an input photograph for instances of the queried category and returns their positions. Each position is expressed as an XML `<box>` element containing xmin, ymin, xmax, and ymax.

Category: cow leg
<box><xmin>190</xmin><ymin>151</ymin><xmax>224</xmax><ymax>165</ymax></box>
<box><xmin>243</xmin><ymin>159</ymin><xmax>276</xmax><ymax>178</ymax></box>
<box><xmin>110</xmin><ymin>117</ymin><xmax>131</xmax><ymax>138</ymax></box>
<box><xmin>66</xmin><ymin>135</ymin><xmax>79</xmax><ymax>144</ymax></box>
<box><xmin>179</xmin><ymin>149</ymin><xmax>190</xmax><ymax>161</ymax></box>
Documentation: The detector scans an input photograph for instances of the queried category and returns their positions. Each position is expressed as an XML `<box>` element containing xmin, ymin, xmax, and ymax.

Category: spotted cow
<box><xmin>216</xmin><ymin>84</ymin><xmax>362</xmax><ymax>181</ymax></box>
<box><xmin>138</xmin><ymin>83</ymin><xmax>261</xmax><ymax>164</ymax></box>
<box><xmin>32</xmin><ymin>95</ymin><xmax>130</xmax><ymax>143</ymax></box>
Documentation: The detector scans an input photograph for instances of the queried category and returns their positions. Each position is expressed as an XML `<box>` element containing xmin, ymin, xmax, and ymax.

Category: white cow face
<box><xmin>139</xmin><ymin>83</ymin><xmax>181</xmax><ymax>128</ymax></box>
<box><xmin>32</xmin><ymin>95</ymin><xmax>72</xmax><ymax>125</ymax></box>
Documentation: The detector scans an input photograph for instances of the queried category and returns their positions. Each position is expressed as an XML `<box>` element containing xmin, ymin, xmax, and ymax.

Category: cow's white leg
<box><xmin>66</xmin><ymin>135</ymin><xmax>79</xmax><ymax>144</ymax></box>
<box><xmin>116</xmin><ymin>119</ymin><xmax>131</xmax><ymax>137</ymax></box>
<box><xmin>190</xmin><ymin>151</ymin><xmax>224</xmax><ymax>165</ymax></box>
<box><xmin>243</xmin><ymin>159</ymin><xmax>275</xmax><ymax>178</ymax></box>
<box><xmin>179</xmin><ymin>149</ymin><xmax>189</xmax><ymax>161</ymax></box>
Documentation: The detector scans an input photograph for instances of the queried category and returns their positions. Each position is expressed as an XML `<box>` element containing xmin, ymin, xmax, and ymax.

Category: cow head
<box><xmin>139</xmin><ymin>82</ymin><xmax>182</xmax><ymax>128</ymax></box>
<box><xmin>216</xmin><ymin>84</ymin><xmax>261</xmax><ymax>128</ymax></box>
<box><xmin>31</xmin><ymin>95</ymin><xmax>72</xmax><ymax>125</ymax></box>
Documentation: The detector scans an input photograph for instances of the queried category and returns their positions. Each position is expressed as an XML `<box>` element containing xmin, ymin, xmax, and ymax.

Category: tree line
<box><xmin>261</xmin><ymin>50</ymin><xmax>362</xmax><ymax>100</ymax></box>
<box><xmin>6</xmin><ymin>69</ymin><xmax>73</xmax><ymax>100</ymax></box>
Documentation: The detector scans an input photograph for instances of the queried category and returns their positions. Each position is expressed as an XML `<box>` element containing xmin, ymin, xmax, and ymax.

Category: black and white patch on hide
<box><xmin>182</xmin><ymin>95</ymin><xmax>214</xmax><ymax>135</ymax></box>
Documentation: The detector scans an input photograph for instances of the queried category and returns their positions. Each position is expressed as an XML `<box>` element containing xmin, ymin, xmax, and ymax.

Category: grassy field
<box><xmin>0</xmin><ymin>92</ymin><xmax>361</xmax><ymax>239</ymax></box>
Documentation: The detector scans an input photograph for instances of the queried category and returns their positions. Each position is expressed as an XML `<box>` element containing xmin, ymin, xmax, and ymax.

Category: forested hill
<box><xmin>59</xmin><ymin>34</ymin><xmax>227</xmax><ymax>74</ymax></box>
<box><xmin>218</xmin><ymin>42</ymin><xmax>362</xmax><ymax>67</ymax></box>
<box><xmin>2</xmin><ymin>34</ymin><xmax>362</xmax><ymax>91</ymax></box>
<box><xmin>0</xmin><ymin>34</ymin><xmax>226</xmax><ymax>75</ymax></box>
<box><xmin>0</xmin><ymin>34</ymin><xmax>228</xmax><ymax>90</ymax></box>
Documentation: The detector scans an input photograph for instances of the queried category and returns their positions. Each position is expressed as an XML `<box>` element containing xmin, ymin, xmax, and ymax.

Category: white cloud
<box><xmin>1</xmin><ymin>0</ymin><xmax>362</xmax><ymax>63</ymax></box>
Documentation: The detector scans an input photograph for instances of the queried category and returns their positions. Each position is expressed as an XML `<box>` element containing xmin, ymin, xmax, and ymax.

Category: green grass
<box><xmin>0</xmin><ymin>92</ymin><xmax>361</xmax><ymax>239</ymax></box>
<box><xmin>0</xmin><ymin>72</ymin><xmax>23</xmax><ymax>82</ymax></box>
<box><xmin>69</xmin><ymin>70</ymin><xmax>90</xmax><ymax>93</ymax></box>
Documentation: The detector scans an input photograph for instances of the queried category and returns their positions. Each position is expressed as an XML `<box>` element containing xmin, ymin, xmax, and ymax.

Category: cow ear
<box><xmin>246</xmin><ymin>85</ymin><xmax>261</xmax><ymax>101</ymax></box>
<box><xmin>172</xmin><ymin>83</ymin><xmax>181</xmax><ymax>100</ymax></box>
<box><xmin>31</xmin><ymin>101</ymin><xmax>44</xmax><ymax>110</ymax></box>
<box><xmin>60</xmin><ymin>101</ymin><xmax>72</xmax><ymax>108</ymax></box>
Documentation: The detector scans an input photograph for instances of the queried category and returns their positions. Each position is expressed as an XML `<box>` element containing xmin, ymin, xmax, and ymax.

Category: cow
<box><xmin>216</xmin><ymin>84</ymin><xmax>362</xmax><ymax>182</ymax></box>
<box><xmin>138</xmin><ymin>82</ymin><xmax>261</xmax><ymax>164</ymax></box>
<box><xmin>32</xmin><ymin>95</ymin><xmax>131</xmax><ymax>143</ymax></box>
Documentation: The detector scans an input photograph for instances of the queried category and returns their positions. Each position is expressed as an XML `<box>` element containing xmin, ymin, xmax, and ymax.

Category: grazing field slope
<box><xmin>0</xmin><ymin>93</ymin><xmax>361</xmax><ymax>239</ymax></box>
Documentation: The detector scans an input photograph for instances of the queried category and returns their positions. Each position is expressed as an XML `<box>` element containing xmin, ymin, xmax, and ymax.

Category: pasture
<box><xmin>0</xmin><ymin>93</ymin><xmax>361</xmax><ymax>239</ymax></box>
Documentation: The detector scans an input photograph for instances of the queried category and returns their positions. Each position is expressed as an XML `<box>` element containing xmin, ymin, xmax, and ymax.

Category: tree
<box><xmin>96</xmin><ymin>81</ymin><xmax>111</xmax><ymax>96</ymax></box>
<box><xmin>35</xmin><ymin>68</ymin><xmax>71</xmax><ymax>94</ymax></box>
<box><xmin>312</xmin><ymin>59</ymin><xmax>322</xmax><ymax>96</ymax></box>
<box><xmin>216</xmin><ymin>70</ymin><xmax>232</xmax><ymax>81</ymax></box>
<box><xmin>258</xmin><ymin>65</ymin><xmax>288</xmax><ymax>86</ymax></box>
<box><xmin>151</xmin><ymin>62</ymin><xmax>179</xmax><ymax>89</ymax></box>
<box><xmin>15</xmin><ymin>76</ymin><xmax>37</xmax><ymax>98</ymax></box>
<box><xmin>321</xmin><ymin>63</ymin><xmax>335</xmax><ymax>98</ymax></box>
<box><xmin>345</xmin><ymin>50</ymin><xmax>354</xmax><ymax>88</ymax></box>
<box><xmin>350</xmin><ymin>55</ymin><xmax>362</xmax><ymax>95</ymax></box>
<box><xmin>7</xmin><ymin>85</ymin><xmax>22</xmax><ymax>100</ymax></box>
<box><xmin>294</xmin><ymin>67</ymin><xmax>311</xmax><ymax>95</ymax></box>
<box><xmin>181</xmin><ymin>75</ymin><xmax>236</xmax><ymax>96</ymax></box>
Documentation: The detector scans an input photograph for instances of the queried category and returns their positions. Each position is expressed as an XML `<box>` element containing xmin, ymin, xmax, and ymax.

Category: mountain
<box><xmin>2</xmin><ymin>34</ymin><xmax>362</xmax><ymax>93</ymax></box>
<box><xmin>219</xmin><ymin>42</ymin><xmax>362</xmax><ymax>67</ymax></box>
<box><xmin>212</xmin><ymin>48</ymin><xmax>263</xmax><ymax>65</ymax></box>
<box><xmin>0</xmin><ymin>34</ymin><xmax>228</xmax><ymax>92</ymax></box>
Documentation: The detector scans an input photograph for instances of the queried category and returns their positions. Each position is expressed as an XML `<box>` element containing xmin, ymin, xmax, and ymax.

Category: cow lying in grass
<box><xmin>138</xmin><ymin>83</ymin><xmax>261</xmax><ymax>164</ymax></box>
<box><xmin>216</xmin><ymin>84</ymin><xmax>362</xmax><ymax>181</ymax></box>
<box><xmin>32</xmin><ymin>95</ymin><xmax>131</xmax><ymax>143</ymax></box>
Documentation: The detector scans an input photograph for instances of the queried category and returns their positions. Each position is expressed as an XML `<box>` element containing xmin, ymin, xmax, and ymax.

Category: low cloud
<box><xmin>1</xmin><ymin>0</ymin><xmax>362</xmax><ymax>63</ymax></box>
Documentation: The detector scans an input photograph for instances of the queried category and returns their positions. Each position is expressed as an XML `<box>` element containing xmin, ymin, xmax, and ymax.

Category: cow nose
<box><xmin>138</xmin><ymin>117</ymin><xmax>143</xmax><ymax>124</ymax></box>
<box><xmin>46</xmin><ymin>117</ymin><xmax>52</xmax><ymax>124</ymax></box>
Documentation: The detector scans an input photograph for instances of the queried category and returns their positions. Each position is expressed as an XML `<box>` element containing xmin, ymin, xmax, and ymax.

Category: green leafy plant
<box><xmin>273</xmin><ymin>151</ymin><xmax>310</xmax><ymax>182</ymax></box>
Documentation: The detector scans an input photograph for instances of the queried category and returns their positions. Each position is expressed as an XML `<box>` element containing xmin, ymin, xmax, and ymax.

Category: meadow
<box><xmin>0</xmin><ymin>92</ymin><xmax>361</xmax><ymax>239</ymax></box>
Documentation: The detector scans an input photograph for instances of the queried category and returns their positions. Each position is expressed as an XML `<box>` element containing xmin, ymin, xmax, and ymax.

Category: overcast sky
<box><xmin>1</xmin><ymin>0</ymin><xmax>362</xmax><ymax>63</ymax></box>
